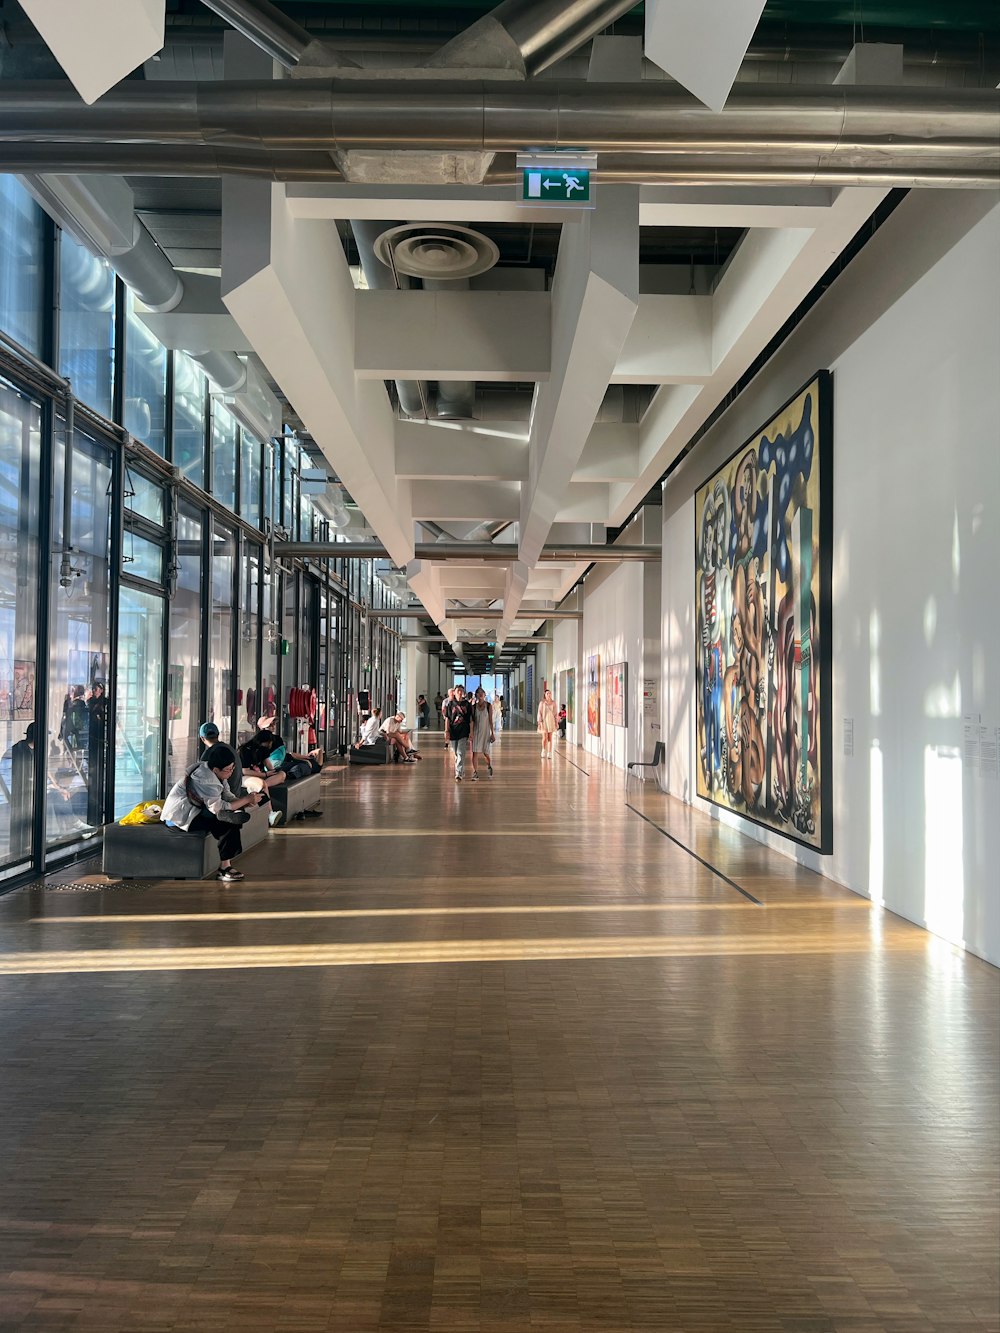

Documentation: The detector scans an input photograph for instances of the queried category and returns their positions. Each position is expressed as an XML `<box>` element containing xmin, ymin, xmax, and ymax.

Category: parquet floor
<box><xmin>0</xmin><ymin>730</ymin><xmax>997</xmax><ymax>1332</ymax></box>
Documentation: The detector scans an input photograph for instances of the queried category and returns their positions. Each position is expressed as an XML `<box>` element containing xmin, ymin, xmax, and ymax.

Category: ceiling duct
<box><xmin>351</xmin><ymin>218</ymin><xmax>427</xmax><ymax>420</ymax></box>
<box><xmin>198</xmin><ymin>0</ymin><xmax>357</xmax><ymax>71</ymax></box>
<box><xmin>2</xmin><ymin>82</ymin><xmax>994</xmax><ymax>187</ymax></box>
<box><xmin>373</xmin><ymin>224</ymin><xmax>500</xmax><ymax>282</ymax></box>
<box><xmin>426</xmin><ymin>0</ymin><xmax>639</xmax><ymax>78</ymax></box>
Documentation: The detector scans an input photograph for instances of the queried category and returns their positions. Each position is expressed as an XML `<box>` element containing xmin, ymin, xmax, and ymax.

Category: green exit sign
<box><xmin>522</xmin><ymin>166</ymin><xmax>591</xmax><ymax>203</ymax></box>
<box><xmin>517</xmin><ymin>153</ymin><xmax>597</xmax><ymax>209</ymax></box>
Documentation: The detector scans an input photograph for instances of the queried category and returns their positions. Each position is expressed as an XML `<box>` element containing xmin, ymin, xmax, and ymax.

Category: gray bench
<box><xmin>103</xmin><ymin>801</ymin><xmax>271</xmax><ymax>880</ymax></box>
<box><xmin>283</xmin><ymin>771</ymin><xmax>323</xmax><ymax>818</ymax></box>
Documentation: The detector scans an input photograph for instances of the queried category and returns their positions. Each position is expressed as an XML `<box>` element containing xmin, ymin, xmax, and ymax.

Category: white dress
<box><xmin>471</xmin><ymin>701</ymin><xmax>492</xmax><ymax>753</ymax></box>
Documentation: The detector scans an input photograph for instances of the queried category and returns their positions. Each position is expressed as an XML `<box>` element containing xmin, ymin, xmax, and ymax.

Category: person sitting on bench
<box><xmin>380</xmin><ymin>712</ymin><xmax>422</xmax><ymax>762</ymax></box>
<box><xmin>353</xmin><ymin>707</ymin><xmax>382</xmax><ymax>749</ymax></box>
<box><xmin>161</xmin><ymin>742</ymin><xmax>264</xmax><ymax>883</ymax></box>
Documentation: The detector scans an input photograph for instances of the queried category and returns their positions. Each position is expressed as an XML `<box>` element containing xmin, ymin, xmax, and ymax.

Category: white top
<box><xmin>161</xmin><ymin>762</ymin><xmax>237</xmax><ymax>831</ymax></box>
<box><xmin>359</xmin><ymin>715</ymin><xmax>381</xmax><ymax>745</ymax></box>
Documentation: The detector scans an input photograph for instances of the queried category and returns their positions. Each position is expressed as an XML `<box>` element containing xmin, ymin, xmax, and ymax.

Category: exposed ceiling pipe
<box><xmin>277</xmin><ymin>542</ymin><xmax>660</xmax><ymax>561</ymax></box>
<box><xmin>1</xmin><ymin>82</ymin><xmax>994</xmax><ymax>184</ymax></box>
<box><xmin>198</xmin><ymin>0</ymin><xmax>358</xmax><ymax>71</ymax></box>
<box><xmin>0</xmin><ymin>145</ymin><xmax>344</xmax><ymax>180</ymax></box>
<box><xmin>426</xmin><ymin>0</ymin><xmax>639</xmax><ymax>78</ymax></box>
<box><xmin>351</xmin><ymin>219</ymin><xmax>427</xmax><ymax>419</ymax></box>
<box><xmin>421</xmin><ymin>277</ymin><xmax>476</xmax><ymax>420</ymax></box>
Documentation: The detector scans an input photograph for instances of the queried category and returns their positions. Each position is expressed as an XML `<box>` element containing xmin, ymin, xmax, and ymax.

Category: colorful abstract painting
<box><xmin>607</xmin><ymin>662</ymin><xmax>627</xmax><ymax>727</ymax></box>
<box><xmin>587</xmin><ymin>654</ymin><xmax>600</xmax><ymax>737</ymax></box>
<box><xmin>565</xmin><ymin>669</ymin><xmax>575</xmax><ymax>725</ymax></box>
<box><xmin>694</xmin><ymin>372</ymin><xmax>832</xmax><ymax>852</ymax></box>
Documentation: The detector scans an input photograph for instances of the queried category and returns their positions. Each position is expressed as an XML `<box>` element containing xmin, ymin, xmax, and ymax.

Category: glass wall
<box><xmin>0</xmin><ymin>377</ymin><xmax>43</xmax><ymax>871</ymax></box>
<box><xmin>209</xmin><ymin>523</ymin><xmax>236</xmax><ymax>739</ymax></box>
<box><xmin>47</xmin><ymin>426</ymin><xmax>113</xmax><ymax>848</ymax></box>
<box><xmin>59</xmin><ymin>231</ymin><xmax>115</xmax><ymax>420</ymax></box>
<box><xmin>212</xmin><ymin>403</ymin><xmax>237</xmax><ymax>513</ymax></box>
<box><xmin>173</xmin><ymin>352</ymin><xmax>206</xmax><ymax>487</ymax></box>
<box><xmin>168</xmin><ymin>504</ymin><xmax>203</xmax><ymax>784</ymax></box>
<box><xmin>0</xmin><ymin>212</ymin><xmax>408</xmax><ymax>881</ymax></box>
<box><xmin>0</xmin><ymin>178</ymin><xmax>45</xmax><ymax>358</ymax></box>
<box><xmin>123</xmin><ymin>290</ymin><xmax>167</xmax><ymax>455</ymax></box>
<box><xmin>114</xmin><ymin>585</ymin><xmax>164</xmax><ymax>816</ymax></box>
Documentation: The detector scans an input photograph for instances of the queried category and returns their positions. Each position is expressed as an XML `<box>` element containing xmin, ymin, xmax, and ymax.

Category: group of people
<box><xmin>159</xmin><ymin>714</ymin><xmax>324</xmax><ymax>882</ymax></box>
<box><xmin>442</xmin><ymin>685</ymin><xmax>496</xmax><ymax>782</ymax></box>
<box><xmin>354</xmin><ymin>707</ymin><xmax>424</xmax><ymax>763</ymax></box>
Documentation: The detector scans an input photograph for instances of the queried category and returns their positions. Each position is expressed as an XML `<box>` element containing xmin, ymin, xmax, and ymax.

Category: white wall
<box><xmin>553</xmin><ymin>616</ymin><xmax>582</xmax><ymax>746</ymax></box>
<box><xmin>661</xmin><ymin>191</ymin><xmax>1000</xmax><ymax>966</ymax></box>
<box><xmin>581</xmin><ymin>561</ymin><xmax>646</xmax><ymax>770</ymax></box>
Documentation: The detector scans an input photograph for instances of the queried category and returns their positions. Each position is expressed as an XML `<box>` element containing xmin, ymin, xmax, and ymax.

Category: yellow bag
<box><xmin>119</xmin><ymin>800</ymin><xmax>164</xmax><ymax>826</ymax></box>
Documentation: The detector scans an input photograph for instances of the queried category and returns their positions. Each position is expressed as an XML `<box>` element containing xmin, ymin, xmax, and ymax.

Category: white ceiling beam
<box><xmin>519</xmin><ymin>188</ymin><xmax>640</xmax><ymax>570</ymax></box>
<box><xmin>572</xmin><ymin>423</ymin><xmax>640</xmax><ymax>484</ymax></box>
<box><xmin>222</xmin><ymin>182</ymin><xmax>413</xmax><ymax>566</ymax></box>
<box><xmin>410</xmin><ymin>480</ymin><xmax>521</xmax><ymax>522</ymax></box>
<box><xmin>609</xmin><ymin>186</ymin><xmax>888</xmax><ymax>526</ymax></box>
<box><xmin>555</xmin><ymin>483</ymin><xmax>612</xmax><ymax>524</ymax></box>
<box><xmin>355</xmin><ymin>290</ymin><xmax>550</xmax><ymax>382</ymax></box>
<box><xmin>20</xmin><ymin>0</ymin><xmax>164</xmax><ymax>105</ymax></box>
<box><xmin>395</xmin><ymin>419</ymin><xmax>528</xmax><ymax>481</ymax></box>
<box><xmin>611</xmin><ymin>295</ymin><xmax>713</xmax><ymax>384</ymax></box>
<box><xmin>286</xmin><ymin>183</ymin><xmax>838</xmax><ymax>230</ymax></box>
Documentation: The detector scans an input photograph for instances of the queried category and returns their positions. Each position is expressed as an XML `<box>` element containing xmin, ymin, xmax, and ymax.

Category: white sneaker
<box><xmin>471</xmin><ymin>773</ymin><xmax>480</xmax><ymax>781</ymax></box>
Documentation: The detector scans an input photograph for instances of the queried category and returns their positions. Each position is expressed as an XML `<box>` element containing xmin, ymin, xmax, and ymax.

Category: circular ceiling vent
<box><xmin>373</xmin><ymin>223</ymin><xmax>500</xmax><ymax>282</ymax></box>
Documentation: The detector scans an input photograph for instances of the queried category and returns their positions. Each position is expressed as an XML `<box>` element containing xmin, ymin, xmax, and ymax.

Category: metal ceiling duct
<box><xmin>374</xmin><ymin>224</ymin><xmax>499</xmax><ymax>282</ymax></box>
<box><xmin>0</xmin><ymin>145</ymin><xmax>343</xmax><ymax>180</ymax></box>
<box><xmin>197</xmin><ymin>0</ymin><xmax>358</xmax><ymax>72</ymax></box>
<box><xmin>351</xmin><ymin>218</ymin><xmax>426</xmax><ymax>419</ymax></box>
<box><xmin>277</xmin><ymin>542</ymin><xmax>660</xmax><ymax>561</ymax></box>
<box><xmin>426</xmin><ymin>0</ymin><xmax>639</xmax><ymax>78</ymax></box>
<box><xmin>0</xmin><ymin>82</ymin><xmax>995</xmax><ymax>186</ymax></box>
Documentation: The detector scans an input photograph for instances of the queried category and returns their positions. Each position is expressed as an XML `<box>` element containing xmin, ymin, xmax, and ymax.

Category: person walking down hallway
<box><xmin>443</xmin><ymin>684</ymin><xmax>473</xmax><ymax>782</ymax></box>
<box><xmin>537</xmin><ymin>688</ymin><xmax>557</xmax><ymax>759</ymax></box>
<box><xmin>441</xmin><ymin>687</ymin><xmax>455</xmax><ymax>749</ymax></box>
<box><xmin>469</xmin><ymin>686</ymin><xmax>495</xmax><ymax>781</ymax></box>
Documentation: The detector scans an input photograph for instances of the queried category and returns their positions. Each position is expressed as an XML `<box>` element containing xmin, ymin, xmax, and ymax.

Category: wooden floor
<box><xmin>0</xmin><ymin>731</ymin><xmax>997</xmax><ymax>1332</ymax></box>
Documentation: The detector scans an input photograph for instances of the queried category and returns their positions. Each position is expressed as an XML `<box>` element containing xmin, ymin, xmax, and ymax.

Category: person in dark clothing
<box><xmin>59</xmin><ymin>685</ymin><xmax>89</xmax><ymax>752</ymax></box>
<box><xmin>9</xmin><ymin>723</ymin><xmax>36</xmax><ymax>857</ymax></box>
<box><xmin>443</xmin><ymin>684</ymin><xmax>474</xmax><ymax>782</ymax></box>
<box><xmin>86</xmin><ymin>683</ymin><xmax>107</xmax><ymax>825</ymax></box>
<box><xmin>161</xmin><ymin>742</ymin><xmax>264</xmax><ymax>883</ymax></box>
<box><xmin>417</xmin><ymin>695</ymin><xmax>430</xmax><ymax>729</ymax></box>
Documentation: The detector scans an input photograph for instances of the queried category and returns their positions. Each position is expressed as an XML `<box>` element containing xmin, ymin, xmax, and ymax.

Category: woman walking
<box><xmin>469</xmin><ymin>686</ymin><xmax>495</xmax><ymax>781</ymax></box>
<box><xmin>537</xmin><ymin>688</ymin><xmax>557</xmax><ymax>759</ymax></box>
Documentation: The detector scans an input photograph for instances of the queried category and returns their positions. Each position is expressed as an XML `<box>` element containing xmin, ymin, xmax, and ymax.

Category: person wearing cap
<box><xmin>161</xmin><ymin>742</ymin><xmax>264</xmax><ymax>883</ymax></box>
<box><xmin>197</xmin><ymin>722</ymin><xmax>245</xmax><ymax>795</ymax></box>
<box><xmin>379</xmin><ymin>711</ymin><xmax>421</xmax><ymax>762</ymax></box>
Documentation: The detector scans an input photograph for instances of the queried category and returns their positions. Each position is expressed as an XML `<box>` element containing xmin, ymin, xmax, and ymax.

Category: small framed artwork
<box><xmin>607</xmin><ymin>662</ymin><xmax>627</xmax><ymax>727</ymax></box>
<box><xmin>587</xmin><ymin>653</ymin><xmax>600</xmax><ymax>737</ymax></box>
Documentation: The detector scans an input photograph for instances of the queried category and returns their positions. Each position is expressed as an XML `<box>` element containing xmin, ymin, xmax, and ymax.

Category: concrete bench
<box><xmin>103</xmin><ymin>800</ymin><xmax>271</xmax><ymax>880</ymax></box>
<box><xmin>349</xmin><ymin>737</ymin><xmax>390</xmax><ymax>766</ymax></box>
<box><xmin>283</xmin><ymin>771</ymin><xmax>323</xmax><ymax>818</ymax></box>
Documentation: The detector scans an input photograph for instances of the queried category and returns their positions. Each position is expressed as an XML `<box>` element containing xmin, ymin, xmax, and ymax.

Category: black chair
<box><xmin>626</xmin><ymin>741</ymin><xmax>665</xmax><ymax>803</ymax></box>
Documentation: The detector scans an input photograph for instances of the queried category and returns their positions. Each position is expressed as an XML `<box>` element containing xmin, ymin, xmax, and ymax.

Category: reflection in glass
<box><xmin>173</xmin><ymin>352</ymin><xmax>206</xmax><ymax>486</ymax></box>
<box><xmin>0</xmin><ymin>178</ymin><xmax>44</xmax><ymax>357</ymax></box>
<box><xmin>125</xmin><ymin>469</ymin><xmax>166</xmax><ymax>527</ymax></box>
<box><xmin>115</xmin><ymin>585</ymin><xmax>164</xmax><ymax>817</ymax></box>
<box><xmin>212</xmin><ymin>403</ymin><xmax>237</xmax><ymax>512</ymax></box>
<box><xmin>239</xmin><ymin>545</ymin><xmax>261</xmax><ymax>742</ymax></box>
<box><xmin>241</xmin><ymin>430</ymin><xmax>261</xmax><ymax>528</ymax></box>
<box><xmin>47</xmin><ymin>427</ymin><xmax>113</xmax><ymax>845</ymax></box>
<box><xmin>168</xmin><ymin>505</ymin><xmax>203</xmax><ymax>783</ymax></box>
<box><xmin>123</xmin><ymin>531</ymin><xmax>163</xmax><ymax>584</ymax></box>
<box><xmin>59</xmin><ymin>230</ymin><xmax>115</xmax><ymax>419</ymax></box>
<box><xmin>0</xmin><ymin>378</ymin><xmax>43</xmax><ymax>874</ymax></box>
<box><xmin>124</xmin><ymin>290</ymin><xmax>167</xmax><ymax>454</ymax></box>
<box><xmin>210</xmin><ymin>524</ymin><xmax>236</xmax><ymax>736</ymax></box>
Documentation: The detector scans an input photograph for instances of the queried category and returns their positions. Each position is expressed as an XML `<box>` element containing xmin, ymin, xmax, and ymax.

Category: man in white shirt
<box><xmin>380</xmin><ymin>712</ymin><xmax>421</xmax><ymax>762</ymax></box>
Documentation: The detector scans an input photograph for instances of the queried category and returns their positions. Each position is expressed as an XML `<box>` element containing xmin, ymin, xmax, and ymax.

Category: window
<box><xmin>238</xmin><ymin>544</ymin><xmax>261</xmax><ymax>742</ymax></box>
<box><xmin>123</xmin><ymin>290</ymin><xmax>167</xmax><ymax>454</ymax></box>
<box><xmin>114</xmin><ymin>585</ymin><xmax>164</xmax><ymax>817</ymax></box>
<box><xmin>0</xmin><ymin>376</ymin><xmax>43</xmax><ymax>874</ymax></box>
<box><xmin>212</xmin><ymin>402</ymin><xmax>237</xmax><ymax>512</ymax></box>
<box><xmin>209</xmin><ymin>523</ymin><xmax>236</xmax><ymax>736</ymax></box>
<box><xmin>59</xmin><ymin>229</ymin><xmax>116</xmax><ymax>419</ymax></box>
<box><xmin>240</xmin><ymin>430</ymin><xmax>261</xmax><ymax>528</ymax></box>
<box><xmin>0</xmin><ymin>178</ymin><xmax>45</xmax><ymax>357</ymax></box>
<box><xmin>125</xmin><ymin>469</ymin><xmax>165</xmax><ymax>527</ymax></box>
<box><xmin>47</xmin><ymin>427</ymin><xmax>113</xmax><ymax>847</ymax></box>
<box><xmin>168</xmin><ymin>505</ymin><xmax>203</xmax><ymax>783</ymax></box>
<box><xmin>122</xmin><ymin>531</ymin><xmax>163</xmax><ymax>584</ymax></box>
<box><xmin>173</xmin><ymin>351</ymin><xmax>206</xmax><ymax>486</ymax></box>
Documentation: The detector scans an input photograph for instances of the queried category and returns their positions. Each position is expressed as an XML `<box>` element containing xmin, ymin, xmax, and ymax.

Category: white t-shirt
<box><xmin>359</xmin><ymin>715</ymin><xmax>381</xmax><ymax>745</ymax></box>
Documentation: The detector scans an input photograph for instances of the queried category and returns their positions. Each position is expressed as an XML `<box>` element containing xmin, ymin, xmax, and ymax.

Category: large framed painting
<box><xmin>586</xmin><ymin>654</ymin><xmax>600</xmax><ymax>737</ymax></box>
<box><xmin>565</xmin><ymin>668</ymin><xmax>575</xmax><ymax>725</ymax></box>
<box><xmin>694</xmin><ymin>371</ymin><xmax>832</xmax><ymax>853</ymax></box>
<box><xmin>607</xmin><ymin>662</ymin><xmax>627</xmax><ymax>727</ymax></box>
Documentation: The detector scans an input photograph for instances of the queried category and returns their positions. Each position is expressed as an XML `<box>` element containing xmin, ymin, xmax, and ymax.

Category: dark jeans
<box><xmin>190</xmin><ymin>810</ymin><xmax>243</xmax><ymax>862</ymax></box>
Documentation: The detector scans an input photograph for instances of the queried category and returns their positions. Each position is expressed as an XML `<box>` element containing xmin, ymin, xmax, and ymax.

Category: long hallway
<box><xmin>1</xmin><ymin>734</ymin><xmax>997</xmax><ymax>1332</ymax></box>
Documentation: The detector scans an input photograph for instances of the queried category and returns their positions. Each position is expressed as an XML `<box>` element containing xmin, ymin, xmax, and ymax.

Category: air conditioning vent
<box><xmin>373</xmin><ymin>223</ymin><xmax>499</xmax><ymax>282</ymax></box>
